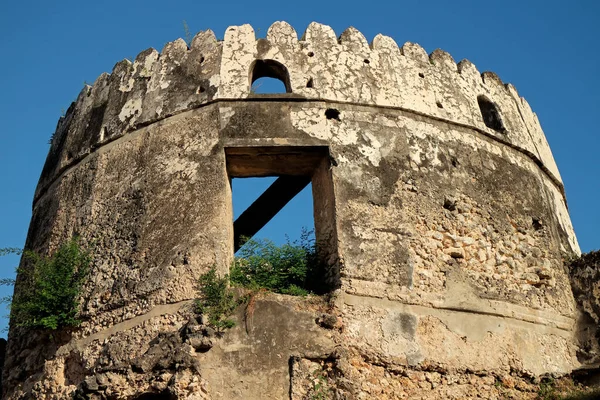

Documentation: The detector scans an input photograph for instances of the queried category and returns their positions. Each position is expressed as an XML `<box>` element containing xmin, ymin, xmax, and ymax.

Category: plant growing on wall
<box><xmin>230</xmin><ymin>228</ymin><xmax>322</xmax><ymax>296</ymax></box>
<box><xmin>195</xmin><ymin>267</ymin><xmax>238</xmax><ymax>331</ymax></box>
<box><xmin>1</xmin><ymin>238</ymin><xmax>91</xmax><ymax>331</ymax></box>
<box><xmin>310</xmin><ymin>367</ymin><xmax>332</xmax><ymax>400</ymax></box>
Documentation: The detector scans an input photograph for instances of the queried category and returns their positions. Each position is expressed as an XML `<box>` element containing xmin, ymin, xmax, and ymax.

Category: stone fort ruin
<box><xmin>1</xmin><ymin>21</ymin><xmax>588</xmax><ymax>399</ymax></box>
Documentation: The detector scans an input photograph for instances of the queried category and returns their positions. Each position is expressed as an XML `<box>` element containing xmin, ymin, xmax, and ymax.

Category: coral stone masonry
<box><xmin>2</xmin><ymin>21</ymin><xmax>586</xmax><ymax>399</ymax></box>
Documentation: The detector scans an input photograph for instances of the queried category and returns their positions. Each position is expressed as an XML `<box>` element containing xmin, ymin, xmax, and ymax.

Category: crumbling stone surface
<box><xmin>196</xmin><ymin>295</ymin><xmax>337</xmax><ymax>399</ymax></box>
<box><xmin>290</xmin><ymin>349</ymin><xmax>544</xmax><ymax>400</ymax></box>
<box><xmin>2</xmin><ymin>21</ymin><xmax>584</xmax><ymax>399</ymax></box>
<box><xmin>291</xmin><ymin>348</ymin><xmax>600</xmax><ymax>400</ymax></box>
<box><xmin>316</xmin><ymin>313</ymin><xmax>342</xmax><ymax>330</ymax></box>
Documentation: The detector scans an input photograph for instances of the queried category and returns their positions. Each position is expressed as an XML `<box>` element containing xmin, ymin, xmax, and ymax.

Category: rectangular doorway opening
<box><xmin>226</xmin><ymin>146</ymin><xmax>339</xmax><ymax>294</ymax></box>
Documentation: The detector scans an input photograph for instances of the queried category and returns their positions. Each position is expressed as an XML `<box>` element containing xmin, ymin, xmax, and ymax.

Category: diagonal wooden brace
<box><xmin>233</xmin><ymin>175</ymin><xmax>311</xmax><ymax>252</ymax></box>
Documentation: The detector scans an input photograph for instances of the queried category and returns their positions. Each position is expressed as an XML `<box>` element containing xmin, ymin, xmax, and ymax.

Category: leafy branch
<box><xmin>0</xmin><ymin>248</ymin><xmax>21</xmax><ymax>257</ymax></box>
<box><xmin>230</xmin><ymin>228</ymin><xmax>322</xmax><ymax>296</ymax></box>
<box><xmin>1</xmin><ymin>238</ymin><xmax>91</xmax><ymax>331</ymax></box>
<box><xmin>195</xmin><ymin>267</ymin><xmax>238</xmax><ymax>332</ymax></box>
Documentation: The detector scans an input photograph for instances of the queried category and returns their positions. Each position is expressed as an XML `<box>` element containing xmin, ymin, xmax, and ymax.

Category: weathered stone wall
<box><xmin>2</xmin><ymin>22</ymin><xmax>582</xmax><ymax>399</ymax></box>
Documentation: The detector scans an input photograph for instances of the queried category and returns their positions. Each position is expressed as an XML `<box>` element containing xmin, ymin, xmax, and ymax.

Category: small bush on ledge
<box><xmin>230</xmin><ymin>229</ymin><xmax>322</xmax><ymax>296</ymax></box>
<box><xmin>11</xmin><ymin>238</ymin><xmax>91</xmax><ymax>331</ymax></box>
<box><xmin>195</xmin><ymin>268</ymin><xmax>238</xmax><ymax>331</ymax></box>
<box><xmin>195</xmin><ymin>230</ymin><xmax>326</xmax><ymax>332</ymax></box>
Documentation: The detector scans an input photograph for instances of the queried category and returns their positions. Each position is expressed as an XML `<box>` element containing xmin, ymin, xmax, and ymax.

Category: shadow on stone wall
<box><xmin>570</xmin><ymin>251</ymin><xmax>600</xmax><ymax>373</ymax></box>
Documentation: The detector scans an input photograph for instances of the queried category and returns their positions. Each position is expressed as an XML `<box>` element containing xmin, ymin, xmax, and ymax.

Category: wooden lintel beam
<box><xmin>234</xmin><ymin>176</ymin><xmax>311</xmax><ymax>252</ymax></box>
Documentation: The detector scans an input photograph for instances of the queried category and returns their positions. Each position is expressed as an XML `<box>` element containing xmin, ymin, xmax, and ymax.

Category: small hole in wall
<box><xmin>419</xmin><ymin>72</ymin><xmax>425</xmax><ymax>78</ymax></box>
<box><xmin>451</xmin><ymin>157</ymin><xmax>460</xmax><ymax>168</ymax></box>
<box><xmin>443</xmin><ymin>196</ymin><xmax>457</xmax><ymax>211</ymax></box>
<box><xmin>532</xmin><ymin>218</ymin><xmax>543</xmax><ymax>231</ymax></box>
<box><xmin>307</xmin><ymin>51</ymin><xmax>315</xmax><ymax>57</ymax></box>
<box><xmin>67</xmin><ymin>151</ymin><xmax>73</xmax><ymax>161</ymax></box>
<box><xmin>325</xmin><ymin>108</ymin><xmax>341</xmax><ymax>121</ymax></box>
<box><xmin>306</xmin><ymin>77</ymin><xmax>314</xmax><ymax>88</ymax></box>
<box><xmin>436</xmin><ymin>102</ymin><xmax>443</xmax><ymax>109</ymax></box>
<box><xmin>199</xmin><ymin>55</ymin><xmax>205</xmax><ymax>64</ymax></box>
<box><xmin>198</xmin><ymin>86</ymin><xmax>206</xmax><ymax>94</ymax></box>
<box><xmin>364</xmin><ymin>59</ymin><xmax>370</xmax><ymax>64</ymax></box>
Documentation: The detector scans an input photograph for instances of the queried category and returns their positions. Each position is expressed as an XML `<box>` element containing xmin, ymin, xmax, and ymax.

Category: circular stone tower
<box><xmin>3</xmin><ymin>22</ymin><xmax>581</xmax><ymax>399</ymax></box>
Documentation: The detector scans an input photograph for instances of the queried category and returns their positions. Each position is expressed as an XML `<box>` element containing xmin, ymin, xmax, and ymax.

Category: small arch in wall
<box><xmin>249</xmin><ymin>59</ymin><xmax>292</xmax><ymax>94</ymax></box>
<box><xmin>477</xmin><ymin>95</ymin><xmax>506</xmax><ymax>133</ymax></box>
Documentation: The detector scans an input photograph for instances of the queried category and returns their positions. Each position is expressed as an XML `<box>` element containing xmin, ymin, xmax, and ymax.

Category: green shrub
<box><xmin>10</xmin><ymin>238</ymin><xmax>91</xmax><ymax>330</ymax></box>
<box><xmin>538</xmin><ymin>379</ymin><xmax>559</xmax><ymax>400</ymax></box>
<box><xmin>536</xmin><ymin>378</ymin><xmax>600</xmax><ymax>400</ymax></box>
<box><xmin>230</xmin><ymin>229</ymin><xmax>322</xmax><ymax>296</ymax></box>
<box><xmin>311</xmin><ymin>367</ymin><xmax>332</xmax><ymax>400</ymax></box>
<box><xmin>195</xmin><ymin>268</ymin><xmax>238</xmax><ymax>331</ymax></box>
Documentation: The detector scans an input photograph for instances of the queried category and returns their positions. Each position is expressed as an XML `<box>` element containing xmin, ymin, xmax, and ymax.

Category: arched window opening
<box><xmin>478</xmin><ymin>96</ymin><xmax>506</xmax><ymax>133</ymax></box>
<box><xmin>249</xmin><ymin>59</ymin><xmax>291</xmax><ymax>94</ymax></box>
<box><xmin>251</xmin><ymin>77</ymin><xmax>287</xmax><ymax>94</ymax></box>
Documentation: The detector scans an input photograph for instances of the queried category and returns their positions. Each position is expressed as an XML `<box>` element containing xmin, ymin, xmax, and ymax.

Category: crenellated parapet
<box><xmin>40</xmin><ymin>21</ymin><xmax>561</xmax><ymax>202</ymax></box>
<box><xmin>38</xmin><ymin>29</ymin><xmax>222</xmax><ymax>199</ymax></box>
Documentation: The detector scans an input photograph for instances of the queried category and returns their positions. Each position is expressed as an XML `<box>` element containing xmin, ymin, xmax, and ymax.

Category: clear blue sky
<box><xmin>0</xmin><ymin>0</ymin><xmax>598</xmax><ymax>335</ymax></box>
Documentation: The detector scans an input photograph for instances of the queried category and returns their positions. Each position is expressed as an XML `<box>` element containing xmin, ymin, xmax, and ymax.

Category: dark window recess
<box><xmin>250</xmin><ymin>59</ymin><xmax>292</xmax><ymax>94</ymax></box>
<box><xmin>478</xmin><ymin>96</ymin><xmax>506</xmax><ymax>133</ymax></box>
